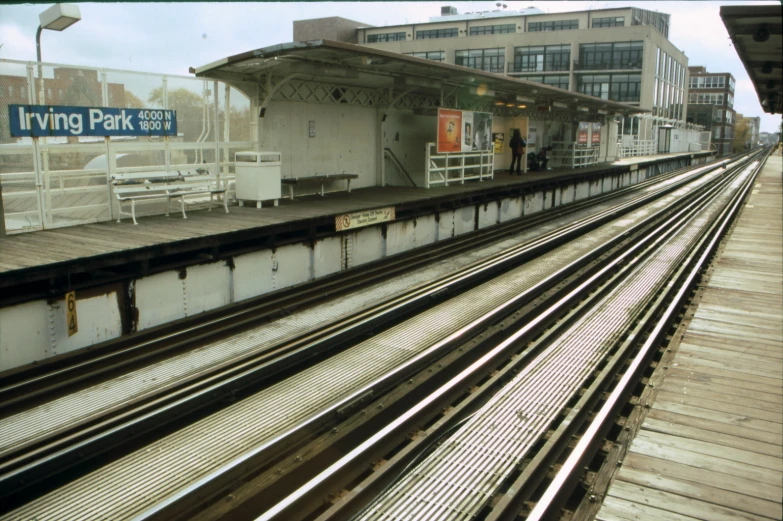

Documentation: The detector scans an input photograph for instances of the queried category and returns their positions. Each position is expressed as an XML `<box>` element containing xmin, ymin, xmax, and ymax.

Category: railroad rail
<box><xmin>250</xmin><ymin>150</ymin><xmax>768</xmax><ymax>521</ymax></box>
<box><xmin>0</xmin><ymin>151</ymin><xmax>762</xmax><ymax>520</ymax></box>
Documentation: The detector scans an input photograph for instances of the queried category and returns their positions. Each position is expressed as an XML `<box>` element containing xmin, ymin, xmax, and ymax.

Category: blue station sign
<box><xmin>9</xmin><ymin>104</ymin><xmax>177</xmax><ymax>138</ymax></box>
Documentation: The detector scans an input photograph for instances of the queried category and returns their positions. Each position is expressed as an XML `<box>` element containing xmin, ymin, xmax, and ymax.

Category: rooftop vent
<box><xmin>441</xmin><ymin>6</ymin><xmax>458</xmax><ymax>15</ymax></box>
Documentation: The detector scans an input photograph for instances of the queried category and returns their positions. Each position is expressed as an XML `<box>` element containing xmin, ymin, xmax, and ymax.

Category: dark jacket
<box><xmin>509</xmin><ymin>135</ymin><xmax>526</xmax><ymax>154</ymax></box>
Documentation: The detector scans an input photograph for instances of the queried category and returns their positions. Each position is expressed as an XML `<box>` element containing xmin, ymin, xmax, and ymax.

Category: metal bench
<box><xmin>281</xmin><ymin>173</ymin><xmax>359</xmax><ymax>200</ymax></box>
<box><xmin>111</xmin><ymin>169</ymin><xmax>228</xmax><ymax>225</ymax></box>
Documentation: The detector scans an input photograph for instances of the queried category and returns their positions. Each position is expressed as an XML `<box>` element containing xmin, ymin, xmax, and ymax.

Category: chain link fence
<box><xmin>0</xmin><ymin>58</ymin><xmax>254</xmax><ymax>233</ymax></box>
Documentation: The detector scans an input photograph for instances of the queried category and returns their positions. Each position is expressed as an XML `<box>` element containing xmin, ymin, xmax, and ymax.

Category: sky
<box><xmin>1</xmin><ymin>1</ymin><xmax>780</xmax><ymax>132</ymax></box>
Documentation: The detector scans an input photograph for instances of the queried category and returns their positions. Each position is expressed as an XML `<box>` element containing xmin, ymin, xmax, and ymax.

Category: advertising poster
<box><xmin>492</xmin><ymin>132</ymin><xmax>504</xmax><ymax>153</ymax></box>
<box><xmin>471</xmin><ymin>112</ymin><xmax>493</xmax><ymax>152</ymax></box>
<box><xmin>577</xmin><ymin>122</ymin><xmax>590</xmax><ymax>147</ymax></box>
<box><xmin>437</xmin><ymin>109</ymin><xmax>462</xmax><ymax>153</ymax></box>
<box><xmin>437</xmin><ymin>109</ymin><xmax>494</xmax><ymax>154</ymax></box>
<box><xmin>462</xmin><ymin>111</ymin><xmax>474</xmax><ymax>152</ymax></box>
<box><xmin>591</xmin><ymin>122</ymin><xmax>602</xmax><ymax>146</ymax></box>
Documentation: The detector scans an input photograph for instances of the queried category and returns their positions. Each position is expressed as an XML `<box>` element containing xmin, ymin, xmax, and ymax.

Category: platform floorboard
<box><xmin>0</xmin><ymin>164</ymin><xmax>612</xmax><ymax>275</ymax></box>
<box><xmin>597</xmin><ymin>154</ymin><xmax>783</xmax><ymax>521</ymax></box>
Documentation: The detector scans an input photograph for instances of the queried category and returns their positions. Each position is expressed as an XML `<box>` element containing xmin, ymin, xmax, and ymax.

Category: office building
<box><xmin>306</xmin><ymin>5</ymin><xmax>690</xmax><ymax>126</ymax></box>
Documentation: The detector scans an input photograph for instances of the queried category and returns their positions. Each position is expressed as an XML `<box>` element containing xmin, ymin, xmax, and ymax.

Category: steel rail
<box><xmin>520</xmin><ymin>150</ymin><xmax>769</xmax><ymax>521</ymax></box>
<box><xmin>0</xmin><ymin>158</ymin><xmax>740</xmax><ymax>520</ymax></box>
<box><xmin>0</xmin><ymin>159</ymin><xmax>706</xmax><ymax>409</ymax></box>
<box><xmin>247</xmin><ymin>151</ymin><xmax>761</xmax><ymax>521</ymax></box>
<box><xmin>0</xmin><ymin>157</ymin><xmax>731</xmax><ymax>502</ymax></box>
<box><xmin>360</xmin><ymin>152</ymin><xmax>762</xmax><ymax>521</ymax></box>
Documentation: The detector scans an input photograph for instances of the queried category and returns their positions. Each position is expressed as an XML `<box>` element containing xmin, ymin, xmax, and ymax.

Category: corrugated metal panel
<box><xmin>50</xmin><ymin>292</ymin><xmax>123</xmax><ymax>356</ymax></box>
<box><xmin>498</xmin><ymin>197</ymin><xmax>523</xmax><ymax>223</ymax></box>
<box><xmin>414</xmin><ymin>215</ymin><xmax>438</xmax><ymax>248</ymax></box>
<box><xmin>478</xmin><ymin>201</ymin><xmax>499</xmax><ymax>229</ymax></box>
<box><xmin>272</xmin><ymin>243</ymin><xmax>313</xmax><ymax>290</ymax></box>
<box><xmin>314</xmin><ymin>236</ymin><xmax>342</xmax><ymax>278</ymax></box>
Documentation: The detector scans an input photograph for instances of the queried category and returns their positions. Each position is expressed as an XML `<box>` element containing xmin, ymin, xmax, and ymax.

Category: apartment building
<box><xmin>735</xmin><ymin>113</ymin><xmax>760</xmax><ymax>149</ymax></box>
<box><xmin>336</xmin><ymin>5</ymin><xmax>689</xmax><ymax>125</ymax></box>
<box><xmin>686</xmin><ymin>66</ymin><xmax>736</xmax><ymax>155</ymax></box>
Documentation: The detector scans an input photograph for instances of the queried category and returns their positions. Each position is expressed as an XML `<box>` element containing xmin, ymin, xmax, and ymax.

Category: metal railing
<box><xmin>506</xmin><ymin>62</ymin><xmax>570</xmax><ymax>74</ymax></box>
<box><xmin>425</xmin><ymin>143</ymin><xmax>494</xmax><ymax>188</ymax></box>
<box><xmin>618</xmin><ymin>139</ymin><xmax>657</xmax><ymax>158</ymax></box>
<box><xmin>573</xmin><ymin>60</ymin><xmax>643</xmax><ymax>71</ymax></box>
<box><xmin>549</xmin><ymin>141</ymin><xmax>601</xmax><ymax>168</ymax></box>
<box><xmin>0</xmin><ymin>58</ymin><xmax>255</xmax><ymax>233</ymax></box>
<box><xmin>384</xmin><ymin>148</ymin><xmax>417</xmax><ymax>187</ymax></box>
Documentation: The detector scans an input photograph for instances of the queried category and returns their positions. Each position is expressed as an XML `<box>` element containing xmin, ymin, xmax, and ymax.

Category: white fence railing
<box><xmin>0</xmin><ymin>58</ymin><xmax>254</xmax><ymax>233</ymax></box>
<box><xmin>425</xmin><ymin>143</ymin><xmax>494</xmax><ymax>188</ymax></box>
<box><xmin>549</xmin><ymin>141</ymin><xmax>601</xmax><ymax>169</ymax></box>
<box><xmin>618</xmin><ymin>139</ymin><xmax>657</xmax><ymax>158</ymax></box>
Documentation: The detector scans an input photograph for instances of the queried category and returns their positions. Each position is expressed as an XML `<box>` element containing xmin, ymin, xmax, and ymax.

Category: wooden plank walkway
<box><xmin>0</xmin><ymin>161</ymin><xmax>622</xmax><ymax>276</ymax></box>
<box><xmin>596</xmin><ymin>154</ymin><xmax>783</xmax><ymax>521</ymax></box>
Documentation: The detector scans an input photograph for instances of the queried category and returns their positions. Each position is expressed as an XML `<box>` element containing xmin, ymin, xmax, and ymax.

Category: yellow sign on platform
<box><xmin>66</xmin><ymin>291</ymin><xmax>78</xmax><ymax>337</ymax></box>
<box><xmin>336</xmin><ymin>206</ymin><xmax>395</xmax><ymax>231</ymax></box>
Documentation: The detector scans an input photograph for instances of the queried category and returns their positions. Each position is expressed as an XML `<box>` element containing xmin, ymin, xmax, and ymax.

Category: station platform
<box><xmin>596</xmin><ymin>154</ymin><xmax>782</xmax><ymax>521</ymax></box>
<box><xmin>0</xmin><ymin>151</ymin><xmax>710</xmax><ymax>299</ymax></box>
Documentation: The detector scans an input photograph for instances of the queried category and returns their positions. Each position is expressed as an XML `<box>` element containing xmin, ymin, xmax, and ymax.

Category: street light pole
<box><xmin>34</xmin><ymin>3</ymin><xmax>82</xmax><ymax>228</ymax></box>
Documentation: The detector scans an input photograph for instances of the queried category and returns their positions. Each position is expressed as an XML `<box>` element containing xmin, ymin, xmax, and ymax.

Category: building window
<box><xmin>577</xmin><ymin>74</ymin><xmax>610</xmax><ymax>99</ymax></box>
<box><xmin>528</xmin><ymin>19</ymin><xmax>579</xmax><ymax>32</ymax></box>
<box><xmin>689</xmin><ymin>93</ymin><xmax>725</xmax><ymax>105</ymax></box>
<box><xmin>592</xmin><ymin>17</ymin><xmax>624</xmax><ymax>28</ymax></box>
<box><xmin>578</xmin><ymin>41</ymin><xmax>643</xmax><ymax>70</ymax></box>
<box><xmin>405</xmin><ymin>51</ymin><xmax>445</xmax><ymax>62</ymax></box>
<box><xmin>689</xmin><ymin>76</ymin><xmax>725</xmax><ymax>89</ymax></box>
<box><xmin>727</xmin><ymin>93</ymin><xmax>733</xmax><ymax>108</ymax></box>
<box><xmin>416</xmin><ymin>28</ymin><xmax>458</xmax><ymax>39</ymax></box>
<box><xmin>367</xmin><ymin>32</ymin><xmax>406</xmax><ymax>43</ymax></box>
<box><xmin>469</xmin><ymin>24</ymin><xmax>515</xmax><ymax>36</ymax></box>
<box><xmin>729</xmin><ymin>77</ymin><xmax>735</xmax><ymax>91</ymax></box>
<box><xmin>512</xmin><ymin>46</ymin><xmax>544</xmax><ymax>72</ymax></box>
<box><xmin>456</xmin><ymin>48</ymin><xmax>505</xmax><ymax>73</ymax></box>
<box><xmin>609</xmin><ymin>73</ymin><xmax>642</xmax><ymax>102</ymax></box>
<box><xmin>578</xmin><ymin>73</ymin><xmax>641</xmax><ymax>102</ymax></box>
<box><xmin>520</xmin><ymin>75</ymin><xmax>570</xmax><ymax>89</ymax></box>
<box><xmin>511</xmin><ymin>45</ymin><xmax>570</xmax><ymax>73</ymax></box>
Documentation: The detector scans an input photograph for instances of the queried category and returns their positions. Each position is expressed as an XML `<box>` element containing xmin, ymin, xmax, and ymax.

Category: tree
<box><xmin>733</xmin><ymin>119</ymin><xmax>750</xmax><ymax>152</ymax></box>
<box><xmin>148</xmin><ymin>86</ymin><xmax>210</xmax><ymax>144</ymax></box>
<box><xmin>123</xmin><ymin>91</ymin><xmax>144</xmax><ymax>109</ymax></box>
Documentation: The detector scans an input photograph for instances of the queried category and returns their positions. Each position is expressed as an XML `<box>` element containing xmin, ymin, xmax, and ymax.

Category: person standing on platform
<box><xmin>509</xmin><ymin>129</ymin><xmax>526</xmax><ymax>175</ymax></box>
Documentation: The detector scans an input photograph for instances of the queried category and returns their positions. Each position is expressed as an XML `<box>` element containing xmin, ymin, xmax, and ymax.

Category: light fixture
<box><xmin>516</xmin><ymin>95</ymin><xmax>535</xmax><ymax>103</ymax></box>
<box><xmin>518</xmin><ymin>104</ymin><xmax>526</xmax><ymax>109</ymax></box>
<box><xmin>552</xmin><ymin>101</ymin><xmax>568</xmax><ymax>109</ymax></box>
<box><xmin>495</xmin><ymin>101</ymin><xmax>506</xmax><ymax>106</ymax></box>
<box><xmin>469</xmin><ymin>85</ymin><xmax>495</xmax><ymax>96</ymax></box>
<box><xmin>506</xmin><ymin>102</ymin><xmax>515</xmax><ymax>107</ymax></box>
<box><xmin>39</xmin><ymin>3</ymin><xmax>81</xmax><ymax>31</ymax></box>
<box><xmin>577</xmin><ymin>106</ymin><xmax>589</xmax><ymax>111</ymax></box>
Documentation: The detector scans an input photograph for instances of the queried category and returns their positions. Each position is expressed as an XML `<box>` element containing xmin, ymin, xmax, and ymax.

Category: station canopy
<box><xmin>721</xmin><ymin>5</ymin><xmax>782</xmax><ymax>114</ymax></box>
<box><xmin>191</xmin><ymin>39</ymin><xmax>646</xmax><ymax>119</ymax></box>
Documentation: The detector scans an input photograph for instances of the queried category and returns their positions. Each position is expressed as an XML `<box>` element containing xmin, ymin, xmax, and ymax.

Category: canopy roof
<box><xmin>190</xmin><ymin>39</ymin><xmax>646</xmax><ymax>117</ymax></box>
<box><xmin>721</xmin><ymin>5</ymin><xmax>782</xmax><ymax>114</ymax></box>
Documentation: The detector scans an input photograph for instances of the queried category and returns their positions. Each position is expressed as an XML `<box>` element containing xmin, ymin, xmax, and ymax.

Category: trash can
<box><xmin>235</xmin><ymin>151</ymin><xmax>282</xmax><ymax>208</ymax></box>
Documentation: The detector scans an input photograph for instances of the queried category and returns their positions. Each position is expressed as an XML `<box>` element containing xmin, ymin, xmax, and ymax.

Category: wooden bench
<box><xmin>281</xmin><ymin>173</ymin><xmax>359</xmax><ymax>200</ymax></box>
<box><xmin>111</xmin><ymin>169</ymin><xmax>228</xmax><ymax>225</ymax></box>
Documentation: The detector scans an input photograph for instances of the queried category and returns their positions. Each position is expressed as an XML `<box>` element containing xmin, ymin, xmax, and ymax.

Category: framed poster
<box><xmin>471</xmin><ymin>112</ymin><xmax>493</xmax><ymax>152</ymax></box>
<box><xmin>591</xmin><ymin>122</ymin><xmax>602</xmax><ymax>146</ymax></box>
<box><xmin>492</xmin><ymin>132</ymin><xmax>505</xmax><ymax>153</ymax></box>
<box><xmin>437</xmin><ymin>109</ymin><xmax>462</xmax><ymax>153</ymax></box>
<box><xmin>437</xmin><ymin>109</ymin><xmax>493</xmax><ymax>154</ymax></box>
<box><xmin>577</xmin><ymin>122</ymin><xmax>590</xmax><ymax>147</ymax></box>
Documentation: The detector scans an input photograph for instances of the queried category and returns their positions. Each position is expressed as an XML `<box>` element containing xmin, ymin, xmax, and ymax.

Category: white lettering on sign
<box><xmin>336</xmin><ymin>206</ymin><xmax>395</xmax><ymax>231</ymax></box>
<box><xmin>89</xmin><ymin>108</ymin><xmax>134</xmax><ymax>132</ymax></box>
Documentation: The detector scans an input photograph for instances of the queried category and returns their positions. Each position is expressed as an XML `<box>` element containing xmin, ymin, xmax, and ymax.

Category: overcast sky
<box><xmin>1</xmin><ymin>1</ymin><xmax>780</xmax><ymax>132</ymax></box>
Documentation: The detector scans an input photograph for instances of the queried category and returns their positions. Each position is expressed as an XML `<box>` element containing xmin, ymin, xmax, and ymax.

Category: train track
<box><xmin>247</xmin><ymin>150</ymin><xmax>767</xmax><ymax>521</ymax></box>
<box><xmin>0</xmin><ymin>152</ymin><xmax>760</xmax><ymax>520</ymax></box>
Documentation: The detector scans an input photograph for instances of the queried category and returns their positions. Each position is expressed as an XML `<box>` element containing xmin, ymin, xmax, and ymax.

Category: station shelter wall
<box><xmin>260</xmin><ymin>100</ymin><xmax>380</xmax><ymax>191</ymax></box>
